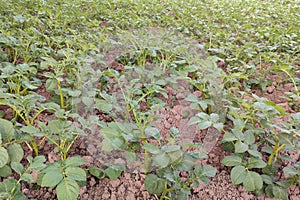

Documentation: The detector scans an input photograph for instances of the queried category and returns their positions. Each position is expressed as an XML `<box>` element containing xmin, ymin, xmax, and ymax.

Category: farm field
<box><xmin>0</xmin><ymin>0</ymin><xmax>299</xmax><ymax>199</ymax></box>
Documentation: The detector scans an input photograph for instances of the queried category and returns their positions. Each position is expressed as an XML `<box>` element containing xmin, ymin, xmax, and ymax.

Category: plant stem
<box><xmin>57</xmin><ymin>80</ymin><xmax>65</xmax><ymax>109</ymax></box>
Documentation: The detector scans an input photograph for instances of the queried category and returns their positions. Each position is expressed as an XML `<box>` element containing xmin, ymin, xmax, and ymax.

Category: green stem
<box><xmin>132</xmin><ymin>106</ymin><xmax>149</xmax><ymax>173</ymax></box>
<box><xmin>63</xmin><ymin>135</ymin><xmax>78</xmax><ymax>160</ymax></box>
<box><xmin>57</xmin><ymin>80</ymin><xmax>65</xmax><ymax>109</ymax></box>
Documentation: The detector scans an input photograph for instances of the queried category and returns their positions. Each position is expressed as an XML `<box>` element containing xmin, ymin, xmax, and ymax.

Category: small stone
<box><xmin>44</xmin><ymin>192</ymin><xmax>51</xmax><ymax>199</ymax></box>
<box><xmin>110</xmin><ymin>193</ymin><xmax>117</xmax><ymax>200</ymax></box>
<box><xmin>80</xmin><ymin>186</ymin><xmax>87</xmax><ymax>195</ymax></box>
<box><xmin>176</xmin><ymin>92</ymin><xmax>185</xmax><ymax>100</ymax></box>
<box><xmin>110</xmin><ymin>179</ymin><xmax>121</xmax><ymax>188</ymax></box>
<box><xmin>89</xmin><ymin>177</ymin><xmax>96</xmax><ymax>186</ymax></box>
<box><xmin>124</xmin><ymin>173</ymin><xmax>131</xmax><ymax>180</ymax></box>
<box><xmin>164</xmin><ymin>121</ymin><xmax>171</xmax><ymax>129</ymax></box>
<box><xmin>193</xmin><ymin>90</ymin><xmax>202</xmax><ymax>98</ymax></box>
<box><xmin>22</xmin><ymin>188</ymin><xmax>29</xmax><ymax>195</ymax></box>
<box><xmin>82</xmin><ymin>193</ymin><xmax>89</xmax><ymax>200</ymax></box>
<box><xmin>48</xmin><ymin>152</ymin><xmax>60</xmax><ymax>163</ymax></box>
<box><xmin>87</xmin><ymin>144</ymin><xmax>97</xmax><ymax>155</ymax></box>
<box><xmin>102</xmin><ymin>189</ymin><xmax>111</xmax><ymax>199</ymax></box>
<box><xmin>82</xmin><ymin>156</ymin><xmax>94</xmax><ymax>165</ymax></box>
<box><xmin>267</xmin><ymin>85</ymin><xmax>275</xmax><ymax>93</ymax></box>
<box><xmin>126</xmin><ymin>192</ymin><xmax>135</xmax><ymax>200</ymax></box>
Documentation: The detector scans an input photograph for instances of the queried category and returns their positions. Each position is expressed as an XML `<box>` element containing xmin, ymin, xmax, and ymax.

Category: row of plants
<box><xmin>0</xmin><ymin>0</ymin><xmax>299</xmax><ymax>199</ymax></box>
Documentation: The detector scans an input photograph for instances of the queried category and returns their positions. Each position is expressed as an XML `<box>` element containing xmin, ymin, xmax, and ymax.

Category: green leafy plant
<box><xmin>38</xmin><ymin>156</ymin><xmax>86</xmax><ymax>200</ymax></box>
<box><xmin>221</xmin><ymin>94</ymin><xmax>299</xmax><ymax>199</ymax></box>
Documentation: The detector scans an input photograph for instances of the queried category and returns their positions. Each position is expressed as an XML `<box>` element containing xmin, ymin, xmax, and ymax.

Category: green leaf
<box><xmin>230</xmin><ymin>165</ymin><xmax>247</xmax><ymax>185</ymax></box>
<box><xmin>8</xmin><ymin>143</ymin><xmax>24</xmax><ymax>162</ymax></box>
<box><xmin>162</xmin><ymin>145</ymin><xmax>181</xmax><ymax>152</ymax></box>
<box><xmin>202</xmin><ymin>165</ymin><xmax>217</xmax><ymax>177</ymax></box>
<box><xmin>20</xmin><ymin>126</ymin><xmax>40</xmax><ymax>134</ymax></box>
<box><xmin>64</xmin><ymin>156</ymin><xmax>86</xmax><ymax>167</ymax></box>
<box><xmin>265</xmin><ymin>185</ymin><xmax>275</xmax><ymax>198</ymax></box>
<box><xmin>68</xmin><ymin>90</ymin><xmax>81</xmax><ymax>97</ymax></box>
<box><xmin>235</xmin><ymin>141</ymin><xmax>248</xmax><ymax>153</ymax></box>
<box><xmin>41</xmin><ymin>171</ymin><xmax>63</xmax><ymax>187</ymax></box>
<box><xmin>188</xmin><ymin>116</ymin><xmax>200</xmax><ymax>126</ymax></box>
<box><xmin>101</xmin><ymin>138</ymin><xmax>114</xmax><ymax>152</ymax></box>
<box><xmin>142</xmin><ymin>143</ymin><xmax>161</xmax><ymax>154</ymax></box>
<box><xmin>221</xmin><ymin>156</ymin><xmax>242</xmax><ymax>167</ymax></box>
<box><xmin>103</xmin><ymin>164</ymin><xmax>124</xmax><ymax>180</ymax></box>
<box><xmin>144</xmin><ymin>174</ymin><xmax>165</xmax><ymax>194</ymax></box>
<box><xmin>125</xmin><ymin>150</ymin><xmax>136</xmax><ymax>162</ymax></box>
<box><xmin>95</xmin><ymin>99</ymin><xmax>113</xmax><ymax>112</ymax></box>
<box><xmin>167</xmin><ymin>150</ymin><xmax>183</xmax><ymax>163</ymax></box>
<box><xmin>0</xmin><ymin>119</ymin><xmax>15</xmax><ymax>141</ymax></box>
<box><xmin>0</xmin><ymin>179</ymin><xmax>19</xmax><ymax>197</ymax></box>
<box><xmin>247</xmin><ymin>158</ymin><xmax>267</xmax><ymax>169</ymax></box>
<box><xmin>177</xmin><ymin>154</ymin><xmax>195</xmax><ymax>171</ymax></box>
<box><xmin>222</xmin><ymin>132</ymin><xmax>237</xmax><ymax>142</ymax></box>
<box><xmin>210</xmin><ymin>113</ymin><xmax>219</xmax><ymax>123</ymax></box>
<box><xmin>261</xmin><ymin>175</ymin><xmax>273</xmax><ymax>184</ymax></box>
<box><xmin>198</xmin><ymin>121</ymin><xmax>212</xmax><ymax>130</ymax></box>
<box><xmin>0</xmin><ymin>147</ymin><xmax>9</xmax><ymax>168</ymax></box>
<box><xmin>11</xmin><ymin>162</ymin><xmax>24</xmax><ymax>174</ymax></box>
<box><xmin>233</xmin><ymin>118</ymin><xmax>245</xmax><ymax>130</ymax></box>
<box><xmin>232</xmin><ymin>130</ymin><xmax>245</xmax><ymax>141</ymax></box>
<box><xmin>248</xmin><ymin>149</ymin><xmax>262</xmax><ymax>158</ymax></box>
<box><xmin>0</xmin><ymin>165</ymin><xmax>12</xmax><ymax>177</ymax></box>
<box><xmin>243</xmin><ymin>171</ymin><xmax>263</xmax><ymax>191</ymax></box>
<box><xmin>82</xmin><ymin>97</ymin><xmax>94</xmax><ymax>107</ymax></box>
<box><xmin>152</xmin><ymin>153</ymin><xmax>170</xmax><ymax>168</ymax></box>
<box><xmin>88</xmin><ymin>166</ymin><xmax>105</xmax><ymax>179</ymax></box>
<box><xmin>272</xmin><ymin>186</ymin><xmax>288</xmax><ymax>200</ymax></box>
<box><xmin>56</xmin><ymin>178</ymin><xmax>79</xmax><ymax>200</ymax></box>
<box><xmin>29</xmin><ymin>156</ymin><xmax>46</xmax><ymax>170</ymax></box>
<box><xmin>0</xmin><ymin>192</ymin><xmax>10</xmax><ymax>199</ymax></box>
<box><xmin>213</xmin><ymin>123</ymin><xmax>223</xmax><ymax>132</ymax></box>
<box><xmin>262</xmin><ymin>100</ymin><xmax>285</xmax><ymax>115</ymax></box>
<box><xmin>65</xmin><ymin>167</ymin><xmax>86</xmax><ymax>182</ymax></box>
<box><xmin>145</xmin><ymin>127</ymin><xmax>161</xmax><ymax>140</ymax></box>
<box><xmin>244</xmin><ymin>131</ymin><xmax>255</xmax><ymax>145</ymax></box>
<box><xmin>283</xmin><ymin>166</ymin><xmax>298</xmax><ymax>178</ymax></box>
<box><xmin>20</xmin><ymin>173</ymin><xmax>34</xmax><ymax>183</ymax></box>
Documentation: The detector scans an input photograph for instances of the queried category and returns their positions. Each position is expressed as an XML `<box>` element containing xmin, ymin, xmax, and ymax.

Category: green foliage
<box><xmin>221</xmin><ymin>95</ymin><xmax>299</xmax><ymax>198</ymax></box>
<box><xmin>38</xmin><ymin>156</ymin><xmax>86</xmax><ymax>200</ymax></box>
<box><xmin>0</xmin><ymin>0</ymin><xmax>299</xmax><ymax>199</ymax></box>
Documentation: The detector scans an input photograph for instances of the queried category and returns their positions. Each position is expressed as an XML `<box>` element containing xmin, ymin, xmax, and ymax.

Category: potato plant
<box><xmin>0</xmin><ymin>0</ymin><xmax>299</xmax><ymax>199</ymax></box>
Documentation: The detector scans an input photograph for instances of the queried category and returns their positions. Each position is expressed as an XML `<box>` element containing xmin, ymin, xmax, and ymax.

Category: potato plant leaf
<box><xmin>272</xmin><ymin>186</ymin><xmax>288</xmax><ymax>200</ymax></box>
<box><xmin>247</xmin><ymin>157</ymin><xmax>267</xmax><ymax>169</ymax></box>
<box><xmin>221</xmin><ymin>156</ymin><xmax>242</xmax><ymax>166</ymax></box>
<box><xmin>152</xmin><ymin>153</ymin><xmax>170</xmax><ymax>168</ymax></box>
<box><xmin>202</xmin><ymin>165</ymin><xmax>217</xmax><ymax>177</ymax></box>
<box><xmin>234</xmin><ymin>141</ymin><xmax>248</xmax><ymax>153</ymax></box>
<box><xmin>56</xmin><ymin>178</ymin><xmax>79</xmax><ymax>200</ymax></box>
<box><xmin>65</xmin><ymin>167</ymin><xmax>86</xmax><ymax>182</ymax></box>
<box><xmin>88</xmin><ymin>166</ymin><xmax>105</xmax><ymax>179</ymax></box>
<box><xmin>8</xmin><ymin>143</ymin><xmax>24</xmax><ymax>163</ymax></box>
<box><xmin>230</xmin><ymin>165</ymin><xmax>247</xmax><ymax>185</ymax></box>
<box><xmin>0</xmin><ymin>147</ymin><xmax>9</xmax><ymax>168</ymax></box>
<box><xmin>64</xmin><ymin>156</ymin><xmax>86</xmax><ymax>167</ymax></box>
<box><xmin>243</xmin><ymin>171</ymin><xmax>263</xmax><ymax>191</ymax></box>
<box><xmin>41</xmin><ymin>171</ymin><xmax>63</xmax><ymax>187</ymax></box>
<box><xmin>20</xmin><ymin>173</ymin><xmax>34</xmax><ymax>183</ymax></box>
<box><xmin>11</xmin><ymin>162</ymin><xmax>24</xmax><ymax>175</ymax></box>
<box><xmin>0</xmin><ymin>165</ymin><xmax>12</xmax><ymax>177</ymax></box>
<box><xmin>0</xmin><ymin>119</ymin><xmax>14</xmax><ymax>141</ymax></box>
<box><xmin>144</xmin><ymin>174</ymin><xmax>165</xmax><ymax>194</ymax></box>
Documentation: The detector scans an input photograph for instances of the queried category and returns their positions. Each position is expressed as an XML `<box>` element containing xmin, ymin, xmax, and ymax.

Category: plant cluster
<box><xmin>0</xmin><ymin>0</ymin><xmax>299</xmax><ymax>200</ymax></box>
